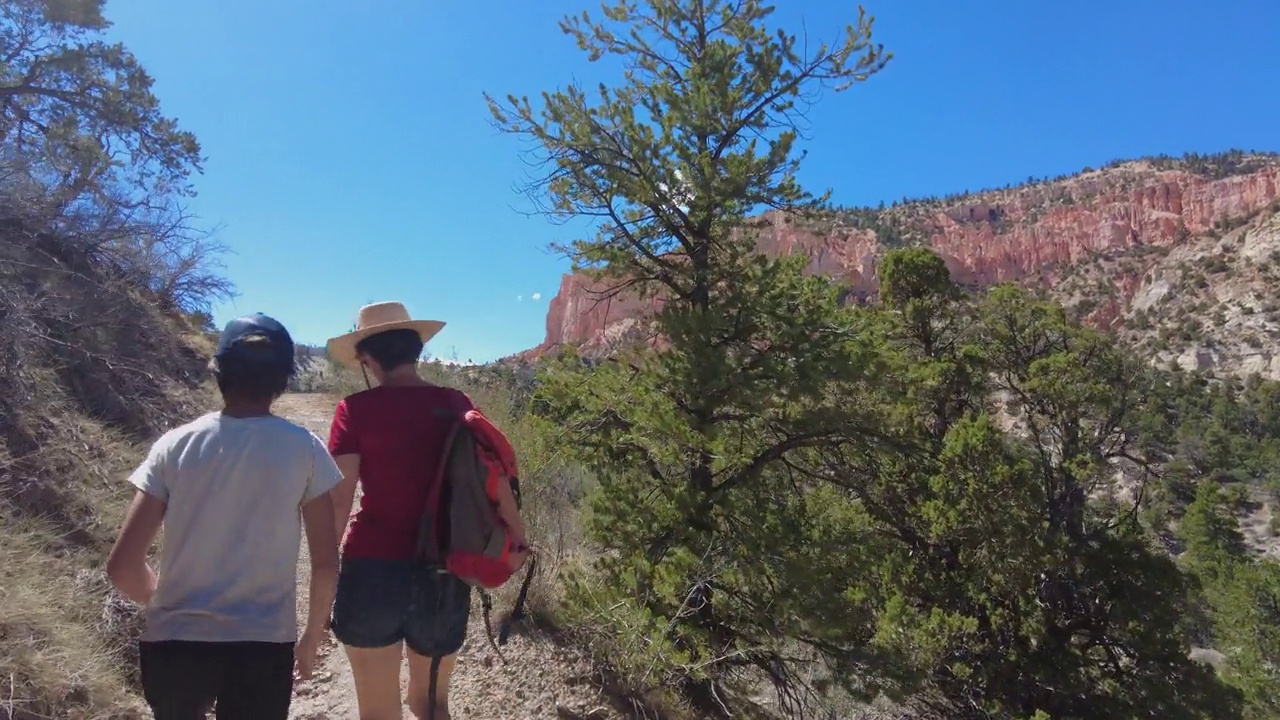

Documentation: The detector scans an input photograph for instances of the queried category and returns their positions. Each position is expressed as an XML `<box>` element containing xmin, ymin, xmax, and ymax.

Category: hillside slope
<box><xmin>527</xmin><ymin>151</ymin><xmax>1280</xmax><ymax>377</ymax></box>
<box><xmin>0</xmin><ymin>209</ymin><xmax>213</xmax><ymax>719</ymax></box>
<box><xmin>1049</xmin><ymin>209</ymin><xmax>1280</xmax><ymax>378</ymax></box>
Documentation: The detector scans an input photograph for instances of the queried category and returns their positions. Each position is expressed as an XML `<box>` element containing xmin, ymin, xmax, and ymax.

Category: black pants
<box><xmin>139</xmin><ymin>640</ymin><xmax>295</xmax><ymax>720</ymax></box>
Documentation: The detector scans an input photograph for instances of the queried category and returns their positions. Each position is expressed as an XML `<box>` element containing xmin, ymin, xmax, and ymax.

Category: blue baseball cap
<box><xmin>215</xmin><ymin>313</ymin><xmax>295</xmax><ymax>375</ymax></box>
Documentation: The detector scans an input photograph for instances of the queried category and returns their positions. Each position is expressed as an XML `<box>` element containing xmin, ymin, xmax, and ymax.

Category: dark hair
<box><xmin>356</xmin><ymin>328</ymin><xmax>424</xmax><ymax>371</ymax></box>
<box><xmin>211</xmin><ymin>335</ymin><xmax>291</xmax><ymax>403</ymax></box>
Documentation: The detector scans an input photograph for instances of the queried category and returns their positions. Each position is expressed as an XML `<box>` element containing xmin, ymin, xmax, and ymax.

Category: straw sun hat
<box><xmin>326</xmin><ymin>301</ymin><xmax>445</xmax><ymax>368</ymax></box>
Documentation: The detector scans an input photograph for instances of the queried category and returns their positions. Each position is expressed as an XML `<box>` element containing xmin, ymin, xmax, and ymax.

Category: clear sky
<box><xmin>104</xmin><ymin>0</ymin><xmax>1280</xmax><ymax>363</ymax></box>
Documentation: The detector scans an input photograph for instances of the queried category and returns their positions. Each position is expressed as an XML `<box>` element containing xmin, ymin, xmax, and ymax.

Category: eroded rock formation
<box><xmin>524</xmin><ymin>155</ymin><xmax>1280</xmax><ymax>371</ymax></box>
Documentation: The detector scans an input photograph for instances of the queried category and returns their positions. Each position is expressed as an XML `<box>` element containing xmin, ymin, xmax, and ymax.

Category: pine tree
<box><xmin>487</xmin><ymin>3</ymin><xmax>1249</xmax><ymax>717</ymax></box>
<box><xmin>1212</xmin><ymin>559</ymin><xmax>1280</xmax><ymax>719</ymax></box>
<box><xmin>1181</xmin><ymin>482</ymin><xmax>1249</xmax><ymax>572</ymax></box>
<box><xmin>487</xmin><ymin>0</ymin><xmax>890</xmax><ymax>714</ymax></box>
<box><xmin>0</xmin><ymin>0</ymin><xmax>203</xmax><ymax>200</ymax></box>
<box><xmin>819</xmin><ymin>257</ymin><xmax>1241</xmax><ymax>719</ymax></box>
<box><xmin>1179</xmin><ymin>476</ymin><xmax>1280</xmax><ymax>718</ymax></box>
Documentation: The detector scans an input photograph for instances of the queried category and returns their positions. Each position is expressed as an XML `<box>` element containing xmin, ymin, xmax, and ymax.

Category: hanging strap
<box><xmin>475</xmin><ymin>553</ymin><xmax>539</xmax><ymax>667</ymax></box>
<box><xmin>498</xmin><ymin>553</ymin><xmax>538</xmax><ymax>646</ymax></box>
<box><xmin>426</xmin><ymin>654</ymin><xmax>442</xmax><ymax>720</ymax></box>
<box><xmin>480</xmin><ymin>589</ymin><xmax>504</xmax><ymax>662</ymax></box>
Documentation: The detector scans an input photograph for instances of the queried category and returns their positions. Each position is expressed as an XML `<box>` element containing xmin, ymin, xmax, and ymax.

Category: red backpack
<box><xmin>415</xmin><ymin>399</ymin><xmax>538</xmax><ymax>720</ymax></box>
<box><xmin>415</xmin><ymin>403</ymin><xmax>536</xmax><ymax>645</ymax></box>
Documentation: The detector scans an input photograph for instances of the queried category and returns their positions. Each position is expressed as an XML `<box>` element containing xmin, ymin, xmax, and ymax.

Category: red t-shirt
<box><xmin>327</xmin><ymin>384</ymin><xmax>475</xmax><ymax>560</ymax></box>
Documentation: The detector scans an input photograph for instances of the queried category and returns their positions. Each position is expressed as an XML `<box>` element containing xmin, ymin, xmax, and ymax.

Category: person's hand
<box><xmin>294</xmin><ymin>624</ymin><xmax>326</xmax><ymax>682</ymax></box>
<box><xmin>510</xmin><ymin>520</ymin><xmax>530</xmax><ymax>548</ymax></box>
<box><xmin>509</xmin><ymin>538</ymin><xmax>533</xmax><ymax>571</ymax></box>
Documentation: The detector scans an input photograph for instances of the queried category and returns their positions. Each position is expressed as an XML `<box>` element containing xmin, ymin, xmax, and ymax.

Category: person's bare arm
<box><xmin>106</xmin><ymin>491</ymin><xmax>167</xmax><ymax>604</ymax></box>
<box><xmin>301</xmin><ymin>492</ymin><xmax>338</xmax><ymax>633</ymax></box>
<box><xmin>330</xmin><ymin>454</ymin><xmax>359</xmax><ymax>545</ymax></box>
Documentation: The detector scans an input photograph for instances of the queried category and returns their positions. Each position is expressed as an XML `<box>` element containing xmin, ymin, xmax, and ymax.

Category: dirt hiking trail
<box><xmin>275</xmin><ymin>394</ymin><xmax>624</xmax><ymax>720</ymax></box>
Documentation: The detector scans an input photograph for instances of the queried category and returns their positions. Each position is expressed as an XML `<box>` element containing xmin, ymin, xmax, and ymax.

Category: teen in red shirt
<box><xmin>324</xmin><ymin>302</ymin><xmax>525</xmax><ymax>720</ymax></box>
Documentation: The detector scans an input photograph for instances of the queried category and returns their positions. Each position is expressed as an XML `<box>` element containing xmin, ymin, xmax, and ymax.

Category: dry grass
<box><xmin>0</xmin><ymin>519</ymin><xmax>148</xmax><ymax>720</ymax></box>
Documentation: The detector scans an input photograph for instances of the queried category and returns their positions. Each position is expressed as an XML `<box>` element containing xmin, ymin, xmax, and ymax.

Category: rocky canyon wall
<box><xmin>526</xmin><ymin>156</ymin><xmax>1280</xmax><ymax>358</ymax></box>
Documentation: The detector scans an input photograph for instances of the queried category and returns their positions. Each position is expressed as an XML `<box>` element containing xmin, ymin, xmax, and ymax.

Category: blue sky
<box><xmin>104</xmin><ymin>0</ymin><xmax>1280</xmax><ymax>363</ymax></box>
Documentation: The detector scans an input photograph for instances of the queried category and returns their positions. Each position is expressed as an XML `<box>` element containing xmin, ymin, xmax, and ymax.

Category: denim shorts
<box><xmin>331</xmin><ymin>557</ymin><xmax>472</xmax><ymax>657</ymax></box>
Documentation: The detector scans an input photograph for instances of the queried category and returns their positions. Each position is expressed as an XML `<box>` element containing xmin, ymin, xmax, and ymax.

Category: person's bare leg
<box><xmin>406</xmin><ymin>651</ymin><xmax>459</xmax><ymax>720</ymax></box>
<box><xmin>344</xmin><ymin>643</ymin><xmax>404</xmax><ymax>720</ymax></box>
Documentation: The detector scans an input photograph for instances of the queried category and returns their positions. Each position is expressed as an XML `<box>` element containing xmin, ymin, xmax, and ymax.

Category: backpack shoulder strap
<box><xmin>414</xmin><ymin>388</ymin><xmax>473</xmax><ymax>565</ymax></box>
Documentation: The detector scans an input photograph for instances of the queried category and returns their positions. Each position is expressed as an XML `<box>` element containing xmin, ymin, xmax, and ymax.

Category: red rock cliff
<box><xmin>528</xmin><ymin>158</ymin><xmax>1280</xmax><ymax>356</ymax></box>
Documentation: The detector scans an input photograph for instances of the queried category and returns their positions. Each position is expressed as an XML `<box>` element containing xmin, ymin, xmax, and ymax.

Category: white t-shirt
<box><xmin>129</xmin><ymin>411</ymin><xmax>343</xmax><ymax>643</ymax></box>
